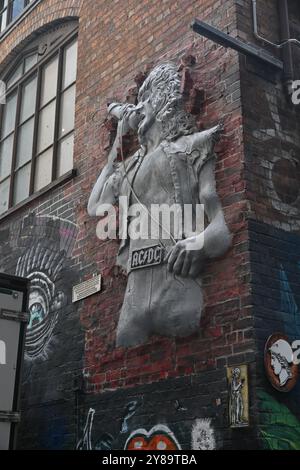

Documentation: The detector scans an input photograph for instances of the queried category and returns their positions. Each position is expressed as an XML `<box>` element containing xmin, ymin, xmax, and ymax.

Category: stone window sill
<box><xmin>0</xmin><ymin>168</ymin><xmax>77</xmax><ymax>223</ymax></box>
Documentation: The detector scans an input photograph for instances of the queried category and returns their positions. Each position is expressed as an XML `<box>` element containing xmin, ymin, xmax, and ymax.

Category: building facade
<box><xmin>0</xmin><ymin>0</ymin><xmax>299</xmax><ymax>450</ymax></box>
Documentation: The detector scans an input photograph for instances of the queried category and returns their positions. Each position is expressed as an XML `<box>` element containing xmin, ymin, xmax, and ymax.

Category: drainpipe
<box><xmin>278</xmin><ymin>0</ymin><xmax>294</xmax><ymax>98</ymax></box>
<box><xmin>252</xmin><ymin>0</ymin><xmax>300</xmax><ymax>49</ymax></box>
<box><xmin>252</xmin><ymin>0</ymin><xmax>298</xmax><ymax>98</ymax></box>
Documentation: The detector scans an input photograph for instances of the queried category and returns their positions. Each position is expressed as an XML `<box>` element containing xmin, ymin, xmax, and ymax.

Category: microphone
<box><xmin>107</xmin><ymin>102</ymin><xmax>141</xmax><ymax>130</ymax></box>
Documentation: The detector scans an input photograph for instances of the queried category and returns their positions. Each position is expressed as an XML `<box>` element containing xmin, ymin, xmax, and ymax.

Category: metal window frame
<box><xmin>0</xmin><ymin>1</ymin><xmax>30</xmax><ymax>31</ymax></box>
<box><xmin>0</xmin><ymin>27</ymin><xmax>78</xmax><ymax>213</ymax></box>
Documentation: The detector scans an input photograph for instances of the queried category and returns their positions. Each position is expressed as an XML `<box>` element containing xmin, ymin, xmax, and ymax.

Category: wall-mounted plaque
<box><xmin>264</xmin><ymin>333</ymin><xmax>298</xmax><ymax>393</ymax></box>
<box><xmin>227</xmin><ymin>364</ymin><xmax>249</xmax><ymax>428</ymax></box>
<box><xmin>72</xmin><ymin>274</ymin><xmax>102</xmax><ymax>303</ymax></box>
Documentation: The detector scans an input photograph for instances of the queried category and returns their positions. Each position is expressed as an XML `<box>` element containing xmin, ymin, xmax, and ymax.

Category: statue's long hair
<box><xmin>138</xmin><ymin>62</ymin><xmax>197</xmax><ymax>141</ymax></box>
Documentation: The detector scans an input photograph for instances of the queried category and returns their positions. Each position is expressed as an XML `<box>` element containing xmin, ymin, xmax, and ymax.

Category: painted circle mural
<box><xmin>264</xmin><ymin>333</ymin><xmax>299</xmax><ymax>393</ymax></box>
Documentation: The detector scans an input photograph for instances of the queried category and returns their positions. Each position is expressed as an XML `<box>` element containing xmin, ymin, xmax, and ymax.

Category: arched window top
<box><xmin>0</xmin><ymin>21</ymin><xmax>78</xmax><ymax>216</ymax></box>
<box><xmin>3</xmin><ymin>20</ymin><xmax>78</xmax><ymax>89</ymax></box>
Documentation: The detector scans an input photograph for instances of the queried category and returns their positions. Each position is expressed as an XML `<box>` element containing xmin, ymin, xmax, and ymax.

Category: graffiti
<box><xmin>280</xmin><ymin>267</ymin><xmax>300</xmax><ymax>338</ymax></box>
<box><xmin>124</xmin><ymin>425</ymin><xmax>181</xmax><ymax>451</ymax></box>
<box><xmin>227</xmin><ymin>365</ymin><xmax>249</xmax><ymax>428</ymax></box>
<box><xmin>121</xmin><ymin>401</ymin><xmax>140</xmax><ymax>434</ymax></box>
<box><xmin>94</xmin><ymin>433</ymin><xmax>114</xmax><ymax>451</ymax></box>
<box><xmin>258</xmin><ymin>391</ymin><xmax>300</xmax><ymax>450</ymax></box>
<box><xmin>191</xmin><ymin>419</ymin><xmax>216</xmax><ymax>450</ymax></box>
<box><xmin>253</xmin><ymin>91</ymin><xmax>300</xmax><ymax>229</ymax></box>
<box><xmin>76</xmin><ymin>408</ymin><xmax>95</xmax><ymax>450</ymax></box>
<box><xmin>15</xmin><ymin>215</ymin><xmax>78</xmax><ymax>360</ymax></box>
<box><xmin>76</xmin><ymin>408</ymin><xmax>114</xmax><ymax>450</ymax></box>
<box><xmin>270</xmin><ymin>340</ymin><xmax>293</xmax><ymax>386</ymax></box>
<box><xmin>264</xmin><ymin>334</ymin><xmax>298</xmax><ymax>392</ymax></box>
<box><xmin>257</xmin><ymin>249</ymin><xmax>300</xmax><ymax>449</ymax></box>
<box><xmin>174</xmin><ymin>400</ymin><xmax>187</xmax><ymax>412</ymax></box>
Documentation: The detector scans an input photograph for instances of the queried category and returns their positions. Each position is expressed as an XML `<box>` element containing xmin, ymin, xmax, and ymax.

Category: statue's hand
<box><xmin>165</xmin><ymin>236</ymin><xmax>206</xmax><ymax>278</ymax></box>
<box><xmin>116</xmin><ymin>105</ymin><xmax>140</xmax><ymax>138</ymax></box>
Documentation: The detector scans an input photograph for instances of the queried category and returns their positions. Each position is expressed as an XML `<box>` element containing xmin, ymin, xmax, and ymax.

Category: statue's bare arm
<box><xmin>166</xmin><ymin>152</ymin><xmax>232</xmax><ymax>278</ymax></box>
<box><xmin>87</xmin><ymin>118</ymin><xmax>130</xmax><ymax>216</ymax></box>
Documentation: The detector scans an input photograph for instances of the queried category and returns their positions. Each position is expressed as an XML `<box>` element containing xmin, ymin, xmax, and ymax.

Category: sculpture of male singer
<box><xmin>88</xmin><ymin>63</ymin><xmax>232</xmax><ymax>348</ymax></box>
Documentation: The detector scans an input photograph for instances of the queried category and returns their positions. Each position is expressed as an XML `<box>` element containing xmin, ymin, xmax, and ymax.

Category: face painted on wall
<box><xmin>25</xmin><ymin>267</ymin><xmax>66</xmax><ymax>358</ymax></box>
<box><xmin>15</xmin><ymin>215</ymin><xmax>78</xmax><ymax>360</ymax></box>
<box><xmin>265</xmin><ymin>334</ymin><xmax>297</xmax><ymax>392</ymax></box>
<box><xmin>270</xmin><ymin>352</ymin><xmax>282</xmax><ymax>376</ymax></box>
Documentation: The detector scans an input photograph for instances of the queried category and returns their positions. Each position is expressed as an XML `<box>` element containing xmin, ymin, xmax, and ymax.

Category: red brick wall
<box><xmin>75</xmin><ymin>0</ymin><xmax>251</xmax><ymax>393</ymax></box>
<box><xmin>0</xmin><ymin>0</ymin><xmax>258</xmax><ymax>449</ymax></box>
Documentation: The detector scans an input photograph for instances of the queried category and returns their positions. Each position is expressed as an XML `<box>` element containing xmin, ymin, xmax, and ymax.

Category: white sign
<box><xmin>0</xmin><ymin>340</ymin><xmax>6</xmax><ymax>365</ymax></box>
<box><xmin>0</xmin><ymin>275</ymin><xmax>28</xmax><ymax>450</ymax></box>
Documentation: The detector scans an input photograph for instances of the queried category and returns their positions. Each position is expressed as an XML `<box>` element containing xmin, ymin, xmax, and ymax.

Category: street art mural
<box><xmin>280</xmin><ymin>267</ymin><xmax>300</xmax><ymax>339</ymax></box>
<box><xmin>258</xmin><ymin>390</ymin><xmax>300</xmax><ymax>450</ymax></box>
<box><xmin>124</xmin><ymin>425</ymin><xmax>181</xmax><ymax>450</ymax></box>
<box><xmin>227</xmin><ymin>365</ymin><xmax>249</xmax><ymax>428</ymax></box>
<box><xmin>255</xmin><ymin>237</ymin><xmax>300</xmax><ymax>449</ymax></box>
<box><xmin>264</xmin><ymin>333</ymin><xmax>298</xmax><ymax>392</ymax></box>
<box><xmin>75</xmin><ymin>386</ymin><xmax>220</xmax><ymax>451</ymax></box>
<box><xmin>15</xmin><ymin>214</ymin><xmax>78</xmax><ymax>360</ymax></box>
<box><xmin>191</xmin><ymin>419</ymin><xmax>216</xmax><ymax>450</ymax></box>
<box><xmin>76</xmin><ymin>408</ymin><xmax>95</xmax><ymax>450</ymax></box>
<box><xmin>253</xmin><ymin>89</ymin><xmax>300</xmax><ymax>230</ymax></box>
<box><xmin>120</xmin><ymin>401</ymin><xmax>140</xmax><ymax>434</ymax></box>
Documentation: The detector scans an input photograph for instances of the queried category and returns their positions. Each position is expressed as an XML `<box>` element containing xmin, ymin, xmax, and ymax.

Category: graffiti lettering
<box><xmin>292</xmin><ymin>340</ymin><xmax>300</xmax><ymax>366</ymax></box>
<box><xmin>0</xmin><ymin>340</ymin><xmax>6</xmax><ymax>365</ymax></box>
<box><xmin>292</xmin><ymin>80</ymin><xmax>300</xmax><ymax>105</ymax></box>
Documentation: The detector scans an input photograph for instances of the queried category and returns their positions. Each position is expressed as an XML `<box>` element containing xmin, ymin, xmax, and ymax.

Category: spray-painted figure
<box><xmin>88</xmin><ymin>63</ymin><xmax>231</xmax><ymax>347</ymax></box>
<box><xmin>269</xmin><ymin>339</ymin><xmax>293</xmax><ymax>387</ymax></box>
<box><xmin>15</xmin><ymin>215</ymin><xmax>78</xmax><ymax>360</ymax></box>
<box><xmin>230</xmin><ymin>368</ymin><xmax>245</xmax><ymax>426</ymax></box>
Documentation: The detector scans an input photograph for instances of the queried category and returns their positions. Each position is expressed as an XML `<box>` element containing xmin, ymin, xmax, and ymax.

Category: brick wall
<box><xmin>2</xmin><ymin>0</ymin><xmax>294</xmax><ymax>450</ymax></box>
<box><xmin>236</xmin><ymin>0</ymin><xmax>300</xmax><ymax>449</ymax></box>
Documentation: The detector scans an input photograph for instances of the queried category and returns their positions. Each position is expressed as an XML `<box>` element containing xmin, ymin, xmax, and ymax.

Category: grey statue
<box><xmin>88</xmin><ymin>63</ymin><xmax>232</xmax><ymax>348</ymax></box>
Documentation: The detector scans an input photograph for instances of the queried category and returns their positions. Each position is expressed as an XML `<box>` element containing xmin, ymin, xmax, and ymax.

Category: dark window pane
<box><xmin>62</xmin><ymin>40</ymin><xmax>78</xmax><ymax>89</ymax></box>
<box><xmin>57</xmin><ymin>132</ymin><xmax>74</xmax><ymax>177</ymax></box>
<box><xmin>37</xmin><ymin>100</ymin><xmax>56</xmax><ymax>153</ymax></box>
<box><xmin>0</xmin><ymin>1</ymin><xmax>8</xmax><ymax>32</ymax></box>
<box><xmin>0</xmin><ymin>177</ymin><xmax>10</xmax><ymax>214</ymax></box>
<box><xmin>16</xmin><ymin>117</ymin><xmax>34</xmax><ymax>168</ymax></box>
<box><xmin>12</xmin><ymin>0</ymin><xmax>25</xmax><ymax>20</ymax></box>
<box><xmin>0</xmin><ymin>134</ymin><xmax>14</xmax><ymax>180</ymax></box>
<box><xmin>1</xmin><ymin>92</ymin><xmax>17</xmax><ymax>138</ymax></box>
<box><xmin>13</xmin><ymin>162</ymin><xmax>31</xmax><ymax>204</ymax></box>
<box><xmin>34</xmin><ymin>147</ymin><xmax>53</xmax><ymax>191</ymax></box>
<box><xmin>24</xmin><ymin>53</ymin><xmax>38</xmax><ymax>73</ymax></box>
<box><xmin>59</xmin><ymin>84</ymin><xmax>76</xmax><ymax>137</ymax></box>
<box><xmin>7</xmin><ymin>63</ymin><xmax>23</xmax><ymax>89</ymax></box>
<box><xmin>20</xmin><ymin>75</ymin><xmax>37</xmax><ymax>123</ymax></box>
<box><xmin>40</xmin><ymin>56</ymin><xmax>58</xmax><ymax>107</ymax></box>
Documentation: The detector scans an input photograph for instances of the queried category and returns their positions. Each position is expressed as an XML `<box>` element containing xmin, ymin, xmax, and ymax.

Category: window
<box><xmin>0</xmin><ymin>0</ymin><xmax>34</xmax><ymax>33</ymax></box>
<box><xmin>0</xmin><ymin>25</ymin><xmax>78</xmax><ymax>215</ymax></box>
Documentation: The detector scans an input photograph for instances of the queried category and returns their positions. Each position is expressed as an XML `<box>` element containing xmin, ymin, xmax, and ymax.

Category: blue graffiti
<box><xmin>279</xmin><ymin>266</ymin><xmax>300</xmax><ymax>339</ymax></box>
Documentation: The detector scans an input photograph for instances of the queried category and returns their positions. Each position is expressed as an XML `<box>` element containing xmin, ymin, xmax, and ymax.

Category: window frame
<box><xmin>0</xmin><ymin>26</ymin><xmax>78</xmax><ymax>213</ymax></box>
<box><xmin>0</xmin><ymin>0</ymin><xmax>33</xmax><ymax>33</ymax></box>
